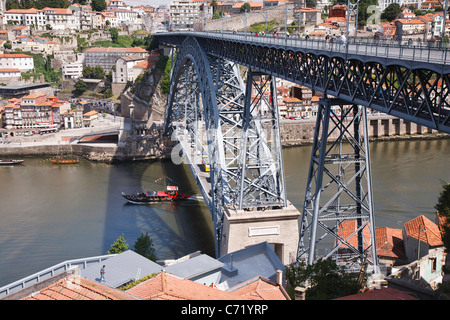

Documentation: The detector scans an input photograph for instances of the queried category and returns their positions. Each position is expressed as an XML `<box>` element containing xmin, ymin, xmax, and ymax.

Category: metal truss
<box><xmin>193</xmin><ymin>38</ymin><xmax>450</xmax><ymax>134</ymax></box>
<box><xmin>238</xmin><ymin>70</ymin><xmax>287</xmax><ymax>209</ymax></box>
<box><xmin>297</xmin><ymin>98</ymin><xmax>379</xmax><ymax>273</ymax></box>
<box><xmin>164</xmin><ymin>37</ymin><xmax>287</xmax><ymax>257</ymax></box>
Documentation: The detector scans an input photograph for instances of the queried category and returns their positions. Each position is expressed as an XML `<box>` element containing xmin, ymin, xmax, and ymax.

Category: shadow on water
<box><xmin>101</xmin><ymin>157</ymin><xmax>215</xmax><ymax>260</ymax></box>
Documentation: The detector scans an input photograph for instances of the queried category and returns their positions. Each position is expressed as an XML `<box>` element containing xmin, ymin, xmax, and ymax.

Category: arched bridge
<box><xmin>152</xmin><ymin>31</ymin><xmax>450</xmax><ymax>273</ymax></box>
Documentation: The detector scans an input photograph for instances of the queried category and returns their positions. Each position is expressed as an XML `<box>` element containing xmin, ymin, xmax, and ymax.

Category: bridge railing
<box><xmin>166</xmin><ymin>31</ymin><xmax>450</xmax><ymax>65</ymax></box>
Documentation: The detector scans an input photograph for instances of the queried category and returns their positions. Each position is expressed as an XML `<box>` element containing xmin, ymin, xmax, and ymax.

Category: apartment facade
<box><xmin>83</xmin><ymin>47</ymin><xmax>148</xmax><ymax>71</ymax></box>
<box><xmin>1</xmin><ymin>93</ymin><xmax>69</xmax><ymax>130</ymax></box>
<box><xmin>0</xmin><ymin>53</ymin><xmax>34</xmax><ymax>72</ymax></box>
<box><xmin>169</xmin><ymin>0</ymin><xmax>212</xmax><ymax>30</ymax></box>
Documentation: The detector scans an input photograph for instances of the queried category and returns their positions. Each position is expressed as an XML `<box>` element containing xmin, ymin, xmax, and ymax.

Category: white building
<box><xmin>3</xmin><ymin>7</ymin><xmax>80</xmax><ymax>30</ymax></box>
<box><xmin>108</xmin><ymin>8</ymin><xmax>138</xmax><ymax>25</ymax></box>
<box><xmin>112</xmin><ymin>54</ymin><xmax>146</xmax><ymax>84</ymax></box>
<box><xmin>169</xmin><ymin>0</ymin><xmax>212</xmax><ymax>30</ymax></box>
<box><xmin>0</xmin><ymin>53</ymin><xmax>34</xmax><ymax>72</ymax></box>
<box><xmin>62</xmin><ymin>62</ymin><xmax>83</xmax><ymax>79</ymax></box>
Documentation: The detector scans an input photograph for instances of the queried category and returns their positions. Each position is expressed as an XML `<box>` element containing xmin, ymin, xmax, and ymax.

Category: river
<box><xmin>0</xmin><ymin>138</ymin><xmax>449</xmax><ymax>287</ymax></box>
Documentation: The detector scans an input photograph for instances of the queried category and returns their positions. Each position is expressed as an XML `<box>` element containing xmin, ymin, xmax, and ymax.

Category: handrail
<box><xmin>0</xmin><ymin>254</ymin><xmax>116</xmax><ymax>298</ymax></box>
<box><xmin>157</xmin><ymin>31</ymin><xmax>450</xmax><ymax>65</ymax></box>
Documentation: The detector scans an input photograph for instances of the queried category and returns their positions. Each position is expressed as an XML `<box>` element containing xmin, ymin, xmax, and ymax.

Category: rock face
<box><xmin>120</xmin><ymin>68</ymin><xmax>166</xmax><ymax>123</ymax></box>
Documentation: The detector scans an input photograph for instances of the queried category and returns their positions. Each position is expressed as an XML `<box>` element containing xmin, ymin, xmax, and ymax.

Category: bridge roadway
<box><xmin>156</xmin><ymin>31</ymin><xmax>450</xmax><ymax>71</ymax></box>
<box><xmin>154</xmin><ymin>31</ymin><xmax>450</xmax><ymax>134</ymax></box>
<box><xmin>173</xmin><ymin>126</ymin><xmax>212</xmax><ymax>209</ymax></box>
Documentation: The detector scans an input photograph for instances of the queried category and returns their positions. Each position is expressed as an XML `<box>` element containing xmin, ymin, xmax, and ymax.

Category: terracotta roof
<box><xmin>376</xmin><ymin>227</ymin><xmax>406</xmax><ymax>260</ymax></box>
<box><xmin>0</xmin><ymin>54</ymin><xmax>32</xmax><ymax>58</ymax></box>
<box><xmin>338</xmin><ymin>221</ymin><xmax>406</xmax><ymax>260</ymax></box>
<box><xmin>227</xmin><ymin>276</ymin><xmax>290</xmax><ymax>300</ymax></box>
<box><xmin>335</xmin><ymin>287</ymin><xmax>418</xmax><ymax>300</ymax></box>
<box><xmin>85</xmin><ymin>47</ymin><xmax>147</xmax><ymax>53</ymax></box>
<box><xmin>404</xmin><ymin>215</ymin><xmax>443</xmax><ymax>247</ymax></box>
<box><xmin>42</xmin><ymin>7</ymin><xmax>73</xmax><ymax>15</ymax></box>
<box><xmin>126</xmin><ymin>272</ymin><xmax>243</xmax><ymax>300</ymax></box>
<box><xmin>5</xmin><ymin>8</ymin><xmax>39</xmax><ymax>14</ymax></box>
<box><xmin>0</xmin><ymin>68</ymin><xmax>20</xmax><ymax>73</ymax></box>
<box><xmin>21</xmin><ymin>275</ymin><xmax>140</xmax><ymax>300</ymax></box>
<box><xmin>133</xmin><ymin>60</ymin><xmax>155</xmax><ymax>69</ymax></box>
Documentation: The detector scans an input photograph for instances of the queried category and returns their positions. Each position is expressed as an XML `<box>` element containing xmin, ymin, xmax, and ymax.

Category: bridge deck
<box><xmin>157</xmin><ymin>31</ymin><xmax>450</xmax><ymax>71</ymax></box>
<box><xmin>175</xmin><ymin>130</ymin><xmax>212</xmax><ymax>209</ymax></box>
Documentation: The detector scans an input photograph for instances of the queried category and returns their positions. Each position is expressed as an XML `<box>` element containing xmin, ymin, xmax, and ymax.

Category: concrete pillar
<box><xmin>220</xmin><ymin>201</ymin><xmax>300</xmax><ymax>265</ymax></box>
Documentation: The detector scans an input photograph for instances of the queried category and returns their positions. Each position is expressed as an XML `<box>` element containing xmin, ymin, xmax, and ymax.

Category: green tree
<box><xmin>381</xmin><ymin>3</ymin><xmax>401</xmax><ymax>22</ymax></box>
<box><xmin>91</xmin><ymin>0</ymin><xmax>106</xmax><ymax>12</ymax></box>
<box><xmin>109</xmin><ymin>27</ymin><xmax>119</xmax><ymax>44</ymax></box>
<box><xmin>240</xmin><ymin>2</ymin><xmax>251</xmax><ymax>13</ymax></box>
<box><xmin>73</xmin><ymin>79</ymin><xmax>88</xmax><ymax>95</ymax></box>
<box><xmin>286</xmin><ymin>258</ymin><xmax>362</xmax><ymax>300</ymax></box>
<box><xmin>133</xmin><ymin>232</ymin><xmax>157</xmax><ymax>261</ymax></box>
<box><xmin>107</xmin><ymin>234</ymin><xmax>130</xmax><ymax>254</ymax></box>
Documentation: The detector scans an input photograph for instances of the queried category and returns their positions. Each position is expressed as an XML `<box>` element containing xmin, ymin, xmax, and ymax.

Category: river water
<box><xmin>0</xmin><ymin>138</ymin><xmax>449</xmax><ymax>287</ymax></box>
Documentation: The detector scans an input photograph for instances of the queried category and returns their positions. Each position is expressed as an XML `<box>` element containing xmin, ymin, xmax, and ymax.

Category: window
<box><xmin>430</xmin><ymin>257</ymin><xmax>437</xmax><ymax>273</ymax></box>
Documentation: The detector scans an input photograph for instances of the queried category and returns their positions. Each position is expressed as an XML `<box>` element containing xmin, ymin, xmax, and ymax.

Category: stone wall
<box><xmin>203</xmin><ymin>4</ymin><xmax>292</xmax><ymax>32</ymax></box>
<box><xmin>280</xmin><ymin>116</ymin><xmax>438</xmax><ymax>146</ymax></box>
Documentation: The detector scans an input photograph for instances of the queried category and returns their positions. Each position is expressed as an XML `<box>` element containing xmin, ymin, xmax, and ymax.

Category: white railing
<box><xmin>161</xmin><ymin>31</ymin><xmax>450</xmax><ymax>65</ymax></box>
<box><xmin>0</xmin><ymin>254</ymin><xmax>116</xmax><ymax>298</ymax></box>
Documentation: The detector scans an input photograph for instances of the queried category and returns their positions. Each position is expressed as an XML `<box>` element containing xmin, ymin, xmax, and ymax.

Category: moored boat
<box><xmin>51</xmin><ymin>157</ymin><xmax>79</xmax><ymax>164</ymax></box>
<box><xmin>0</xmin><ymin>159</ymin><xmax>24</xmax><ymax>165</ymax></box>
<box><xmin>122</xmin><ymin>185</ymin><xmax>193</xmax><ymax>204</ymax></box>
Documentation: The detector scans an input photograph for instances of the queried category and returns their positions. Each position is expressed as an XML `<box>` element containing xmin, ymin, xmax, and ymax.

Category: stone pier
<box><xmin>220</xmin><ymin>201</ymin><xmax>300</xmax><ymax>265</ymax></box>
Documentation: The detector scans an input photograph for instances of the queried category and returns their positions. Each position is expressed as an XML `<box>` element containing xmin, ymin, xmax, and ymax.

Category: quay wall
<box><xmin>280</xmin><ymin>116</ymin><xmax>443</xmax><ymax>146</ymax></box>
<box><xmin>0</xmin><ymin>116</ymin><xmax>447</xmax><ymax>162</ymax></box>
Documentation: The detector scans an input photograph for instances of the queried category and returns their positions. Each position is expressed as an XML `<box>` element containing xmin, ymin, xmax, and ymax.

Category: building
<box><xmin>62</xmin><ymin>62</ymin><xmax>83</xmax><ymax>79</ymax></box>
<box><xmin>3</xmin><ymin>7</ymin><xmax>80</xmax><ymax>30</ymax></box>
<box><xmin>112</xmin><ymin>54</ymin><xmax>147</xmax><ymax>84</ymax></box>
<box><xmin>403</xmin><ymin>215</ymin><xmax>443</xmax><ymax>263</ymax></box>
<box><xmin>42</xmin><ymin>7</ymin><xmax>78</xmax><ymax>30</ymax></box>
<box><xmin>2</xmin><ymin>243</ymin><xmax>290</xmax><ymax>300</ymax></box>
<box><xmin>107</xmin><ymin>8</ymin><xmax>138</xmax><ymax>25</ymax></box>
<box><xmin>169</xmin><ymin>0</ymin><xmax>212</xmax><ymax>30</ymax></box>
<box><xmin>0</xmin><ymin>93</ymin><xmax>68</xmax><ymax>130</ymax></box>
<box><xmin>394</xmin><ymin>18</ymin><xmax>426</xmax><ymax>36</ymax></box>
<box><xmin>83</xmin><ymin>47</ymin><xmax>148</xmax><ymax>71</ymax></box>
<box><xmin>0</xmin><ymin>53</ymin><xmax>34</xmax><ymax>72</ymax></box>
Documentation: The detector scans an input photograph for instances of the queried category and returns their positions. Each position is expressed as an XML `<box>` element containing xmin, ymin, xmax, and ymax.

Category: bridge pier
<box><xmin>220</xmin><ymin>202</ymin><xmax>300</xmax><ymax>265</ymax></box>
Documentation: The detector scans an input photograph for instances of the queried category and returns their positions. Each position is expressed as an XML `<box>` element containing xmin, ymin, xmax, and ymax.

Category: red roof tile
<box><xmin>404</xmin><ymin>215</ymin><xmax>443</xmax><ymax>247</ymax></box>
<box><xmin>228</xmin><ymin>276</ymin><xmax>290</xmax><ymax>300</ymax></box>
<box><xmin>335</xmin><ymin>287</ymin><xmax>418</xmax><ymax>300</ymax></box>
<box><xmin>126</xmin><ymin>272</ymin><xmax>243</xmax><ymax>300</ymax></box>
<box><xmin>21</xmin><ymin>275</ymin><xmax>139</xmax><ymax>300</ymax></box>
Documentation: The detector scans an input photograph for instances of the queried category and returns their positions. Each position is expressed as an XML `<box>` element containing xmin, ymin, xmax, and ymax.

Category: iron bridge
<box><xmin>153</xmin><ymin>31</ymin><xmax>450</xmax><ymax>273</ymax></box>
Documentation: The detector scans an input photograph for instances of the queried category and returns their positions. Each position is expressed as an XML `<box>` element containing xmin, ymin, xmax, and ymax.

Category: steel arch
<box><xmin>164</xmin><ymin>37</ymin><xmax>287</xmax><ymax>257</ymax></box>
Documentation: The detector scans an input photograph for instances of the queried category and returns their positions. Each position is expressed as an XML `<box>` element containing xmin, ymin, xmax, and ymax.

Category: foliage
<box><xmin>435</xmin><ymin>182</ymin><xmax>450</xmax><ymax>252</ymax></box>
<box><xmin>91</xmin><ymin>0</ymin><xmax>106</xmax><ymax>12</ymax></box>
<box><xmin>286</xmin><ymin>258</ymin><xmax>362</xmax><ymax>300</ymax></box>
<box><xmin>240</xmin><ymin>2</ymin><xmax>251</xmax><ymax>13</ymax></box>
<box><xmin>158</xmin><ymin>55</ymin><xmax>171</xmax><ymax>94</ymax></box>
<box><xmin>73</xmin><ymin>79</ymin><xmax>88</xmax><ymax>95</ymax></box>
<box><xmin>357</xmin><ymin>0</ymin><xmax>379</xmax><ymax>26</ymax></box>
<box><xmin>381</xmin><ymin>3</ymin><xmax>401</xmax><ymax>22</ymax></box>
<box><xmin>82</xmin><ymin>65</ymin><xmax>105</xmax><ymax>79</ymax></box>
<box><xmin>6</xmin><ymin>0</ymin><xmax>69</xmax><ymax>10</ymax></box>
<box><xmin>119</xmin><ymin>273</ymin><xmax>159</xmax><ymax>291</ymax></box>
<box><xmin>250</xmin><ymin>19</ymin><xmax>279</xmax><ymax>33</ymax></box>
<box><xmin>107</xmin><ymin>234</ymin><xmax>130</xmax><ymax>254</ymax></box>
<box><xmin>133</xmin><ymin>232</ymin><xmax>157</xmax><ymax>261</ymax></box>
<box><xmin>435</xmin><ymin>182</ymin><xmax>450</xmax><ymax>217</ymax></box>
<box><xmin>109</xmin><ymin>27</ymin><xmax>119</xmax><ymax>44</ymax></box>
<box><xmin>20</xmin><ymin>52</ymin><xmax>61</xmax><ymax>85</ymax></box>
<box><xmin>93</xmin><ymin>35</ymin><xmax>135</xmax><ymax>48</ymax></box>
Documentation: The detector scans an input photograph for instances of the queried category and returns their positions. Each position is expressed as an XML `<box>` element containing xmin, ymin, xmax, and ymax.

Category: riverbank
<box><xmin>0</xmin><ymin>115</ymin><xmax>448</xmax><ymax>162</ymax></box>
